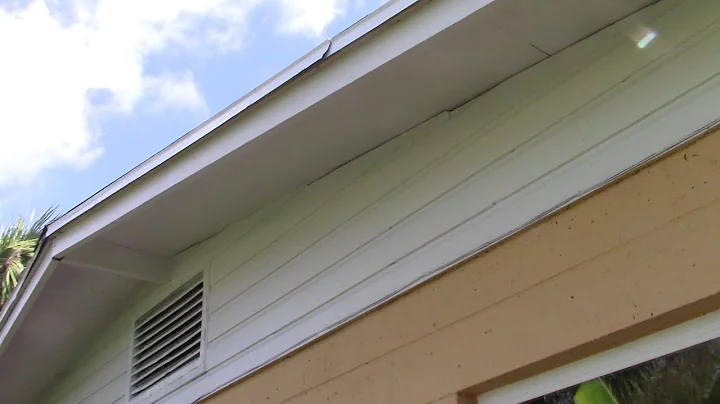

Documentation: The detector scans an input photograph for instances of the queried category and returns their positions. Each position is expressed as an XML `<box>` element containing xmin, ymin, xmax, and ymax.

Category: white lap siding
<box><xmin>42</xmin><ymin>0</ymin><xmax>720</xmax><ymax>402</ymax></box>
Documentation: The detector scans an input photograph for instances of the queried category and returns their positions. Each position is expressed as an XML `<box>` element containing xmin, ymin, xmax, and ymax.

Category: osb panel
<box><xmin>205</xmin><ymin>129</ymin><xmax>720</xmax><ymax>404</ymax></box>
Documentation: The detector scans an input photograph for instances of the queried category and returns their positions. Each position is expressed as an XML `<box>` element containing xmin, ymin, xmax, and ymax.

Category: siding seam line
<box><xmin>48</xmin><ymin>348</ymin><xmax>129</xmax><ymax>404</ymax></box>
<box><xmin>208</xmin><ymin>30</ymin><xmax>629</xmax><ymax>339</ymax></box>
<box><xmin>208</xmin><ymin>6</ymin><xmax>720</xmax><ymax>344</ymax></box>
<box><xmin>208</xmin><ymin>57</ymin><xmax>720</xmax><ymax>353</ymax></box>
<box><xmin>194</xmin><ymin>118</ymin><xmax>720</xmax><ymax>403</ymax></box>
<box><xmin>275</xmin><ymin>192</ymin><xmax>720</xmax><ymax>404</ymax></box>
<box><xmin>208</xmin><ymin>115</ymin><xmax>447</xmax><ymax>310</ymax></box>
<box><xmin>208</xmin><ymin>113</ymin><xmax>440</xmax><ymax>290</ymax></box>
<box><xmin>76</xmin><ymin>371</ymin><xmax>127</xmax><ymax>404</ymax></box>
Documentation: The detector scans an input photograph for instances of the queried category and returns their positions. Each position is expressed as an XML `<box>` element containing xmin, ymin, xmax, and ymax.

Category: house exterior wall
<box><xmin>203</xmin><ymin>124</ymin><xmax>720</xmax><ymax>404</ymax></box>
<box><xmin>41</xmin><ymin>0</ymin><xmax>720</xmax><ymax>403</ymax></box>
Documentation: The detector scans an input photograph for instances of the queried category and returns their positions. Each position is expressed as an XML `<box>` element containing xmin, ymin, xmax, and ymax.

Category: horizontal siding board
<box><xmin>44</xmin><ymin>315</ymin><xmax>131</xmax><ymax>404</ymax></box>
<box><xmin>279</xmin><ymin>196</ymin><xmax>720</xmax><ymax>404</ymax></box>
<box><xmin>207</xmin><ymin>113</ymin><xmax>452</xmax><ymax>316</ymax></box>
<box><xmin>199</xmin><ymin>190</ymin><xmax>298</xmax><ymax>264</ymax></box>
<box><xmin>207</xmin><ymin>115</ymin><xmax>461</xmax><ymax>333</ymax></box>
<box><xmin>205</xmin><ymin>13</ymin><xmax>612</xmax><ymax>342</ymax></box>
<box><xmin>78</xmin><ymin>374</ymin><xmax>127</xmax><ymax>404</ymax></box>
<box><xmin>206</xmin><ymin>0</ymin><xmax>720</xmax><ymax>366</ymax></box>
<box><xmin>41</xmin><ymin>1</ymin><xmax>720</xmax><ymax>404</ymax></box>
<box><xmin>203</xmin><ymin>127</ymin><xmax>720</xmax><ymax>404</ymax></box>
<box><xmin>204</xmin><ymin>0</ymin><xmax>636</xmax><ymax>323</ymax></box>
<box><xmin>183</xmin><ymin>0</ymin><xmax>720</xmax><ymax>401</ymax></box>
<box><xmin>208</xmin><ymin>119</ymin><xmax>423</xmax><ymax>285</ymax></box>
<box><xmin>292</xmin><ymin>65</ymin><xmax>720</xmax><ymax>372</ymax></box>
<box><xmin>56</xmin><ymin>352</ymin><xmax>128</xmax><ymax>404</ymax></box>
<box><xmin>42</xmin><ymin>272</ymin><xmax>208</xmax><ymax>404</ymax></box>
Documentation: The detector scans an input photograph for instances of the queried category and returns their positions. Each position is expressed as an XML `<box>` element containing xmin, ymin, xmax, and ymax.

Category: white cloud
<box><xmin>277</xmin><ymin>0</ymin><xmax>347</xmax><ymax>36</ymax></box>
<box><xmin>144</xmin><ymin>72</ymin><xmax>208</xmax><ymax>114</ymax></box>
<box><xmin>0</xmin><ymin>0</ymin><xmax>344</xmax><ymax>190</ymax></box>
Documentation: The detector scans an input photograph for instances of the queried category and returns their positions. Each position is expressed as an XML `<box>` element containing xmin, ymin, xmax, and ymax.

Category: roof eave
<box><xmin>45</xmin><ymin>0</ymin><xmax>425</xmax><ymax>238</ymax></box>
<box><xmin>0</xmin><ymin>0</ymin><xmax>434</xmax><ymax>352</ymax></box>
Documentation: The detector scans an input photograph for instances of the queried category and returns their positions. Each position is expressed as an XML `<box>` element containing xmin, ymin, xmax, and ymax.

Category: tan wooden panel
<box><xmin>429</xmin><ymin>394</ymin><xmax>475</xmax><ymax>404</ymax></box>
<box><xmin>205</xmin><ymin>128</ymin><xmax>720</xmax><ymax>404</ymax></box>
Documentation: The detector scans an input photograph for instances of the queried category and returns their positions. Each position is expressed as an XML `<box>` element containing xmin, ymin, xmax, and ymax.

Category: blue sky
<box><xmin>0</xmin><ymin>0</ymin><xmax>385</xmax><ymax>223</ymax></box>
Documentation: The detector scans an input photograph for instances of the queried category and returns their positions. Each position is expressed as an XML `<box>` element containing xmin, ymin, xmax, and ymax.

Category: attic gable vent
<box><xmin>130</xmin><ymin>275</ymin><xmax>204</xmax><ymax>398</ymax></box>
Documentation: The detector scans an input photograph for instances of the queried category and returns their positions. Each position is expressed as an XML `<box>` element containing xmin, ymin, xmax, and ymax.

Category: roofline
<box><xmin>0</xmin><ymin>234</ymin><xmax>56</xmax><ymax>359</ymax></box>
<box><xmin>44</xmin><ymin>0</ymin><xmax>496</xmax><ymax>259</ymax></box>
<box><xmin>0</xmin><ymin>0</ymin><xmax>430</xmax><ymax>351</ymax></box>
<box><xmin>46</xmin><ymin>0</ymin><xmax>423</xmax><ymax>236</ymax></box>
<box><xmin>1</xmin><ymin>0</ymin><xmax>503</xmax><ymax>354</ymax></box>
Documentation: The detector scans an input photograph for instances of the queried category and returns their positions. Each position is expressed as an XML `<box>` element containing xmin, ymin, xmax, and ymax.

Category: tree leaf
<box><xmin>574</xmin><ymin>379</ymin><xmax>619</xmax><ymax>404</ymax></box>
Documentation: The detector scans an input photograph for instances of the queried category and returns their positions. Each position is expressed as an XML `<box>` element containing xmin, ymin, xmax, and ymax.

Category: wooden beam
<box><xmin>62</xmin><ymin>241</ymin><xmax>171</xmax><ymax>284</ymax></box>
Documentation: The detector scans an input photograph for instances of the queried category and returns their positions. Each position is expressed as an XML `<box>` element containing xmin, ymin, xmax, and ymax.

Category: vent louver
<box><xmin>130</xmin><ymin>276</ymin><xmax>203</xmax><ymax>398</ymax></box>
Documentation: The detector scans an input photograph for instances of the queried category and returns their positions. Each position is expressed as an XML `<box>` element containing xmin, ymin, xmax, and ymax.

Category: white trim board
<box><xmin>45</xmin><ymin>0</ymin><xmax>427</xmax><ymax>237</ymax></box>
<box><xmin>169</xmin><ymin>0</ymin><xmax>720</xmax><ymax>402</ymax></box>
<box><xmin>477</xmin><ymin>308</ymin><xmax>720</xmax><ymax>403</ymax></box>
<box><xmin>39</xmin><ymin>1</ymin><xmax>720</xmax><ymax>403</ymax></box>
<box><xmin>46</xmin><ymin>0</ymin><xmax>492</xmax><ymax>258</ymax></box>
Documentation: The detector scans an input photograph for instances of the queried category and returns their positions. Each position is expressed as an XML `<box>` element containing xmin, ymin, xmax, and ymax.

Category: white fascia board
<box><xmin>0</xmin><ymin>0</ymin><xmax>426</xmax><ymax>352</ymax></box>
<box><xmin>0</xmin><ymin>0</ymin><xmax>494</xmax><ymax>359</ymax></box>
<box><xmin>45</xmin><ymin>0</ymin><xmax>423</xmax><ymax>244</ymax></box>
<box><xmin>0</xmin><ymin>239</ymin><xmax>58</xmax><ymax>357</ymax></box>
<box><xmin>44</xmin><ymin>0</ymin><xmax>426</xmax><ymax>238</ymax></box>
<box><xmin>44</xmin><ymin>40</ymin><xmax>330</xmax><ymax>238</ymax></box>
<box><xmin>47</xmin><ymin>0</ymin><xmax>495</xmax><ymax>258</ymax></box>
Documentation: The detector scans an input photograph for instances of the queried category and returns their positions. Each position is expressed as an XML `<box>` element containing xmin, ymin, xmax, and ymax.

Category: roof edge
<box><xmin>46</xmin><ymin>0</ymin><xmax>423</xmax><ymax>237</ymax></box>
<box><xmin>0</xmin><ymin>235</ymin><xmax>57</xmax><ymax>357</ymax></box>
<box><xmin>0</xmin><ymin>0</ymin><xmax>425</xmax><ymax>355</ymax></box>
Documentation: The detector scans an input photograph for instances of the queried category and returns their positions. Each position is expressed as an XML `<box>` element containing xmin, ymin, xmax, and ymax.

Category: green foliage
<box><xmin>0</xmin><ymin>207</ymin><xmax>56</xmax><ymax>307</ymax></box>
<box><xmin>530</xmin><ymin>338</ymin><xmax>720</xmax><ymax>403</ymax></box>
<box><xmin>574</xmin><ymin>380</ymin><xmax>618</xmax><ymax>404</ymax></box>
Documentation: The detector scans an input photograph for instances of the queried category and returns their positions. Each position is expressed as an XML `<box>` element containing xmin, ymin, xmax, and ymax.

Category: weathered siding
<box><xmin>205</xmin><ymin>114</ymin><xmax>720</xmax><ymax>404</ymax></box>
<box><xmin>45</xmin><ymin>317</ymin><xmax>130</xmax><ymax>404</ymax></box>
<box><xmin>42</xmin><ymin>0</ymin><xmax>720</xmax><ymax>402</ymax></box>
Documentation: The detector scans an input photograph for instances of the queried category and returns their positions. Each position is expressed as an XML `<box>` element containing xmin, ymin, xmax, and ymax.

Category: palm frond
<box><xmin>0</xmin><ymin>206</ymin><xmax>58</xmax><ymax>307</ymax></box>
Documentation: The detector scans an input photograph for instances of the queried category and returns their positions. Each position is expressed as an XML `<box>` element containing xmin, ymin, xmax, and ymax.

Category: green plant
<box><xmin>574</xmin><ymin>379</ymin><xmax>619</xmax><ymax>404</ymax></box>
<box><xmin>0</xmin><ymin>207</ymin><xmax>56</xmax><ymax>307</ymax></box>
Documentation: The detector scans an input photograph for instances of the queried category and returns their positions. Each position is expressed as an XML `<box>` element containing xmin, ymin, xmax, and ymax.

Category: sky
<box><xmin>0</xmin><ymin>0</ymin><xmax>386</xmax><ymax>223</ymax></box>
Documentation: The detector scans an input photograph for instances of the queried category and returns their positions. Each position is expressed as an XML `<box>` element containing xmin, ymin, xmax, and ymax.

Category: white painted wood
<box><xmin>42</xmin><ymin>315</ymin><xmax>132</xmax><ymax>404</ymax></box>
<box><xmin>43</xmin><ymin>33</ymin><xmax>326</xmax><ymax>242</ymax></box>
<box><xmin>207</xmin><ymin>114</ymin><xmax>455</xmax><ymax>320</ymax></box>
<box><xmin>204</xmin><ymin>0</ymin><xmax>682</xmax><ymax>335</ymax></box>
<box><xmin>45</xmin><ymin>0</ymin><xmax>435</xmax><ymax>240</ymax></box>
<box><xmin>0</xmin><ymin>242</ymin><xmax>56</xmax><ymax>358</ymax></box>
<box><xmin>477</xmin><ymin>308</ymin><xmax>720</xmax><ymax>404</ymax></box>
<box><xmin>206</xmin><ymin>0</ymin><xmax>714</xmax><ymax>361</ymax></box>
<box><xmin>41</xmin><ymin>1</ymin><xmax>720</xmax><ymax>403</ymax></box>
<box><xmin>78</xmin><ymin>373</ymin><xmax>127</xmax><ymax>404</ymax></box>
<box><xmin>208</xmin><ymin>118</ymin><xmax>427</xmax><ymax>285</ymax></box>
<box><xmin>46</xmin><ymin>0</ymin><xmax>498</xmax><ymax>257</ymax></box>
<box><xmin>62</xmin><ymin>242</ymin><xmax>171</xmax><ymax>284</ymax></box>
<box><xmin>41</xmin><ymin>271</ymin><xmax>207</xmax><ymax>404</ymax></box>
<box><xmin>197</xmin><ymin>190</ymin><xmax>298</xmax><ymax>270</ymax></box>
<box><xmin>55</xmin><ymin>352</ymin><xmax>128</xmax><ymax>404</ymax></box>
<box><xmin>192</xmin><ymin>0</ymin><xmax>720</xmax><ymax>397</ymax></box>
<box><xmin>204</xmin><ymin>13</ymin><xmax>612</xmax><ymax>338</ymax></box>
